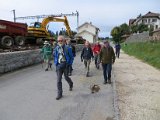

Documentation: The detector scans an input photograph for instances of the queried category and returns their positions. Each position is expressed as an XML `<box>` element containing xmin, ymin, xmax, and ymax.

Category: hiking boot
<box><xmin>49</xmin><ymin>63</ymin><xmax>52</xmax><ymax>68</ymax></box>
<box><xmin>96</xmin><ymin>64</ymin><xmax>99</xmax><ymax>69</ymax></box>
<box><xmin>56</xmin><ymin>94</ymin><xmax>63</xmax><ymax>100</ymax></box>
<box><xmin>69</xmin><ymin>83</ymin><xmax>73</xmax><ymax>91</ymax></box>
<box><xmin>103</xmin><ymin>81</ymin><xmax>107</xmax><ymax>84</ymax></box>
<box><xmin>68</xmin><ymin>72</ymin><xmax>72</xmax><ymax>76</ymax></box>
<box><xmin>86</xmin><ymin>72</ymin><xmax>89</xmax><ymax>77</ymax></box>
<box><xmin>108</xmin><ymin>79</ymin><xmax>111</xmax><ymax>84</ymax></box>
<box><xmin>45</xmin><ymin>68</ymin><xmax>48</xmax><ymax>71</ymax></box>
<box><xmin>103</xmin><ymin>80</ymin><xmax>108</xmax><ymax>84</ymax></box>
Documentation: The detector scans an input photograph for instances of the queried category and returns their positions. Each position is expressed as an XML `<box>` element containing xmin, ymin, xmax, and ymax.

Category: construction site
<box><xmin>0</xmin><ymin>1</ymin><xmax>160</xmax><ymax>120</ymax></box>
<box><xmin>0</xmin><ymin>11</ymin><xmax>86</xmax><ymax>53</ymax></box>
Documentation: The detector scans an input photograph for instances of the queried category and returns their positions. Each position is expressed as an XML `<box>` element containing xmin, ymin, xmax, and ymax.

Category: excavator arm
<box><xmin>41</xmin><ymin>16</ymin><xmax>72</xmax><ymax>37</ymax></box>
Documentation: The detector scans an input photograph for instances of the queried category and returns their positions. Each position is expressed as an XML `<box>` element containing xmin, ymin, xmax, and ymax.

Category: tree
<box><xmin>111</xmin><ymin>26</ymin><xmax>121</xmax><ymax>43</ymax></box>
<box><xmin>56</xmin><ymin>31</ymin><xmax>59</xmax><ymax>36</ymax></box>
<box><xmin>59</xmin><ymin>31</ymin><xmax>63</xmax><ymax>35</ymax></box>
<box><xmin>137</xmin><ymin>23</ymin><xmax>149</xmax><ymax>33</ymax></box>
<box><xmin>120</xmin><ymin>23</ymin><xmax>130</xmax><ymax>35</ymax></box>
<box><xmin>130</xmin><ymin>24</ymin><xmax>138</xmax><ymax>33</ymax></box>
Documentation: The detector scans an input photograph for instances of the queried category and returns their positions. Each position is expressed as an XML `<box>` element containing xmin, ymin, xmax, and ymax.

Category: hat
<box><xmin>104</xmin><ymin>40</ymin><xmax>109</xmax><ymax>44</ymax></box>
<box><xmin>44</xmin><ymin>41</ymin><xmax>49</xmax><ymax>45</ymax></box>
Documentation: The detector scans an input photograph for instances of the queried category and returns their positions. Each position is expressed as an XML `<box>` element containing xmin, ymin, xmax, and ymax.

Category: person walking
<box><xmin>99</xmin><ymin>41</ymin><xmax>115</xmax><ymax>84</ymax></box>
<box><xmin>93</xmin><ymin>41</ymin><xmax>101</xmax><ymax>69</ymax></box>
<box><xmin>66</xmin><ymin>38</ymin><xmax>75</xmax><ymax>76</ymax></box>
<box><xmin>41</xmin><ymin>41</ymin><xmax>52</xmax><ymax>71</ymax></box>
<box><xmin>81</xmin><ymin>41</ymin><xmax>94</xmax><ymax>77</ymax></box>
<box><xmin>53</xmin><ymin>35</ymin><xmax>73</xmax><ymax>100</ymax></box>
<box><xmin>115</xmin><ymin>43</ymin><xmax>121</xmax><ymax>58</ymax></box>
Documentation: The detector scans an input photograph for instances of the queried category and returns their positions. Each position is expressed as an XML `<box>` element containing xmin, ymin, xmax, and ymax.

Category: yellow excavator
<box><xmin>26</xmin><ymin>16</ymin><xmax>74</xmax><ymax>44</ymax></box>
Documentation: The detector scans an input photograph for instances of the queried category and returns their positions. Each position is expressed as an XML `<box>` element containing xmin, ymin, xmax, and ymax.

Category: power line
<box><xmin>15</xmin><ymin>11</ymin><xmax>79</xmax><ymax>27</ymax></box>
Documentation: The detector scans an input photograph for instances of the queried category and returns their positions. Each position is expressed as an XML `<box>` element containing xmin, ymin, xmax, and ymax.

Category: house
<box><xmin>129</xmin><ymin>11</ymin><xmax>160</xmax><ymax>30</ymax></box>
<box><xmin>76</xmin><ymin>22</ymin><xmax>100</xmax><ymax>43</ymax></box>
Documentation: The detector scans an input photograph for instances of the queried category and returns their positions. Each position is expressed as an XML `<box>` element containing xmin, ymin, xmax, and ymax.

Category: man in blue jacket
<box><xmin>53</xmin><ymin>35</ymin><xmax>73</xmax><ymax>100</ymax></box>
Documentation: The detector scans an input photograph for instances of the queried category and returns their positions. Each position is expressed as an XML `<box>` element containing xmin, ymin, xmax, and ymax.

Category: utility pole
<box><xmin>12</xmin><ymin>9</ymin><xmax>16</xmax><ymax>22</ymax></box>
<box><xmin>76</xmin><ymin>10</ymin><xmax>79</xmax><ymax>28</ymax></box>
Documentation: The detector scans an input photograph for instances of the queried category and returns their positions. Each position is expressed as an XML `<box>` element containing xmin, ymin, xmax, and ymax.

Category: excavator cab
<box><xmin>29</xmin><ymin>22</ymin><xmax>41</xmax><ymax>28</ymax></box>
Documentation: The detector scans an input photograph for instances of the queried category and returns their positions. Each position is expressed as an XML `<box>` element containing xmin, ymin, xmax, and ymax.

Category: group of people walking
<box><xmin>40</xmin><ymin>35</ymin><xmax>121</xmax><ymax>100</ymax></box>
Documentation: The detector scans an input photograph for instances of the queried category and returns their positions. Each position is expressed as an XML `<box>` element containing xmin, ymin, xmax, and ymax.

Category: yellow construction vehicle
<box><xmin>26</xmin><ymin>16</ymin><xmax>73</xmax><ymax>44</ymax></box>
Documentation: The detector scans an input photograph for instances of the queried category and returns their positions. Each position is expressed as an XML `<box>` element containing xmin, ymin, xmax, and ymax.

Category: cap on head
<box><xmin>44</xmin><ymin>41</ymin><xmax>49</xmax><ymax>45</ymax></box>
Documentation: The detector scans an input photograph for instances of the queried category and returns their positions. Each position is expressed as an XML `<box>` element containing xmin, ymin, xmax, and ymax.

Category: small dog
<box><xmin>90</xmin><ymin>84</ymin><xmax>100</xmax><ymax>93</ymax></box>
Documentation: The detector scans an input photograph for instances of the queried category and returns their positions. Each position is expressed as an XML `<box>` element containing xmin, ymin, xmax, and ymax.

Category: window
<box><xmin>148</xmin><ymin>19</ymin><xmax>150</xmax><ymax>23</ymax></box>
<box><xmin>152</xmin><ymin>19</ymin><xmax>157</xmax><ymax>22</ymax></box>
<box><xmin>156</xmin><ymin>25</ymin><xmax>158</xmax><ymax>29</ymax></box>
<box><xmin>142</xmin><ymin>19</ymin><xmax>147</xmax><ymax>23</ymax></box>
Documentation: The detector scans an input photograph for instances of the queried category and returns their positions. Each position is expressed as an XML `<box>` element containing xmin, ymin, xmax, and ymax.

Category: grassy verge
<box><xmin>122</xmin><ymin>42</ymin><xmax>160</xmax><ymax>69</ymax></box>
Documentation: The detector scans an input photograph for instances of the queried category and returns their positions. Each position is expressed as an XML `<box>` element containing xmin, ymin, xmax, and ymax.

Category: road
<box><xmin>113</xmin><ymin>51</ymin><xmax>160</xmax><ymax>120</ymax></box>
<box><xmin>0</xmin><ymin>52</ymin><xmax>115</xmax><ymax>120</ymax></box>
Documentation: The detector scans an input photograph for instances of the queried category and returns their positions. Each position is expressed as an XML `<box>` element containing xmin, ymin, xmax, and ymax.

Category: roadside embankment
<box><xmin>0</xmin><ymin>49</ymin><xmax>42</xmax><ymax>74</ymax></box>
<box><xmin>0</xmin><ymin>44</ymin><xmax>84</xmax><ymax>74</ymax></box>
<box><xmin>122</xmin><ymin>42</ymin><xmax>160</xmax><ymax>69</ymax></box>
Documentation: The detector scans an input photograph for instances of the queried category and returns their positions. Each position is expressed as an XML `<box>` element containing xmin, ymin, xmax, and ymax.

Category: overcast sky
<box><xmin>0</xmin><ymin>0</ymin><xmax>160</xmax><ymax>37</ymax></box>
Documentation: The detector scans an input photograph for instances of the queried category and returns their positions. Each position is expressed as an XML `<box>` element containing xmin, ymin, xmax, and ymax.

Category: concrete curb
<box><xmin>112</xmin><ymin>68</ymin><xmax>120</xmax><ymax>120</ymax></box>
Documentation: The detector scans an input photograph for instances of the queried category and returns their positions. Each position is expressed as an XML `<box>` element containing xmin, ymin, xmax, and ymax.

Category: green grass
<box><xmin>122</xmin><ymin>42</ymin><xmax>160</xmax><ymax>69</ymax></box>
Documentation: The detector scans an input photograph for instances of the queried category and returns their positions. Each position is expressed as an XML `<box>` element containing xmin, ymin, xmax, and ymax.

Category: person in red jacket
<box><xmin>93</xmin><ymin>41</ymin><xmax>101</xmax><ymax>69</ymax></box>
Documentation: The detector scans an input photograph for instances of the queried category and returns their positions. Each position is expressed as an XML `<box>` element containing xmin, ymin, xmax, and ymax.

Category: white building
<box><xmin>129</xmin><ymin>11</ymin><xmax>160</xmax><ymax>30</ymax></box>
<box><xmin>76</xmin><ymin>22</ymin><xmax>100</xmax><ymax>43</ymax></box>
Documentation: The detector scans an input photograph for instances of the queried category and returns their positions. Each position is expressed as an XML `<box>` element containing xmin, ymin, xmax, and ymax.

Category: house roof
<box><xmin>77</xmin><ymin>22</ymin><xmax>100</xmax><ymax>31</ymax></box>
<box><xmin>129</xmin><ymin>19</ymin><xmax>136</xmax><ymax>25</ymax></box>
<box><xmin>142</xmin><ymin>11</ymin><xmax>160</xmax><ymax>18</ymax></box>
<box><xmin>129</xmin><ymin>11</ymin><xmax>160</xmax><ymax>26</ymax></box>
<box><xmin>75</xmin><ymin>30</ymin><xmax>95</xmax><ymax>36</ymax></box>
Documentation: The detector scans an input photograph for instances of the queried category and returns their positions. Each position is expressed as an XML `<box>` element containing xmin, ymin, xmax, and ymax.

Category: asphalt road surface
<box><xmin>0</xmin><ymin>52</ymin><xmax>115</xmax><ymax>120</ymax></box>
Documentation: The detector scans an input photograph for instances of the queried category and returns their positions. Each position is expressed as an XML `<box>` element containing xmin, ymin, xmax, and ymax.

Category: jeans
<box><xmin>94</xmin><ymin>54</ymin><xmax>100</xmax><ymax>69</ymax></box>
<box><xmin>102</xmin><ymin>63</ymin><xmax>112</xmax><ymax>82</ymax></box>
<box><xmin>56</xmin><ymin>65</ymin><xmax>73</xmax><ymax>95</ymax></box>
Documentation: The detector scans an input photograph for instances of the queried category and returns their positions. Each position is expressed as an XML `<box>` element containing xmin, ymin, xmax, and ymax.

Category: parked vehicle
<box><xmin>0</xmin><ymin>19</ymin><xmax>27</xmax><ymax>48</ymax></box>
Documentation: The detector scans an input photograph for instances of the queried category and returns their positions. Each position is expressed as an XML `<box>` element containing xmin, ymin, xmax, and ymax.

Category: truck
<box><xmin>0</xmin><ymin>19</ymin><xmax>27</xmax><ymax>48</ymax></box>
<box><xmin>0</xmin><ymin>16</ymin><xmax>83</xmax><ymax>49</ymax></box>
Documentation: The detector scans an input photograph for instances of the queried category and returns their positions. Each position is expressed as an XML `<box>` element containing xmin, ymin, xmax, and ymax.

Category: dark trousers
<box><xmin>56</xmin><ymin>66</ymin><xmax>73</xmax><ymax>95</ymax></box>
<box><xmin>94</xmin><ymin>54</ymin><xmax>98</xmax><ymax>65</ymax></box>
<box><xmin>116</xmin><ymin>49</ymin><xmax>120</xmax><ymax>58</ymax></box>
<box><xmin>68</xmin><ymin>64</ymin><xmax>72</xmax><ymax>74</ymax></box>
<box><xmin>102</xmin><ymin>63</ymin><xmax>112</xmax><ymax>82</ymax></box>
